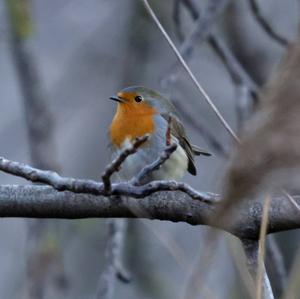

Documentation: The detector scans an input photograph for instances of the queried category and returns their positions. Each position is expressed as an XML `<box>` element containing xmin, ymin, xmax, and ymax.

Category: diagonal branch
<box><xmin>176</xmin><ymin>0</ymin><xmax>231</xmax><ymax>62</ymax></box>
<box><xmin>102</xmin><ymin>135</ymin><xmax>149</xmax><ymax>192</ymax></box>
<box><xmin>132</xmin><ymin>143</ymin><xmax>178</xmax><ymax>185</ymax></box>
<box><xmin>142</xmin><ymin>0</ymin><xmax>239</xmax><ymax>141</ymax></box>
<box><xmin>164</xmin><ymin>0</ymin><xmax>231</xmax><ymax>87</ymax></box>
<box><xmin>171</xmin><ymin>0</ymin><xmax>259</xmax><ymax>120</ymax></box>
<box><xmin>248</xmin><ymin>0</ymin><xmax>289</xmax><ymax>47</ymax></box>
<box><xmin>208</xmin><ymin>35</ymin><xmax>259</xmax><ymax>99</ymax></box>
<box><xmin>173</xmin><ymin>0</ymin><xmax>200</xmax><ymax>41</ymax></box>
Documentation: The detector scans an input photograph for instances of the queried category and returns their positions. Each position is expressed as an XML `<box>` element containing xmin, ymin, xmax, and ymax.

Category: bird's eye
<box><xmin>135</xmin><ymin>95</ymin><xmax>143</xmax><ymax>103</ymax></box>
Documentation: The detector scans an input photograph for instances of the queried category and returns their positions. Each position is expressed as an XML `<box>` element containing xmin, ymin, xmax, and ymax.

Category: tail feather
<box><xmin>191</xmin><ymin>144</ymin><xmax>212</xmax><ymax>156</ymax></box>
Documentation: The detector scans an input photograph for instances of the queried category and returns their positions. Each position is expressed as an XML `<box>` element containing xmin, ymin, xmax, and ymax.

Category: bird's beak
<box><xmin>109</xmin><ymin>96</ymin><xmax>125</xmax><ymax>103</ymax></box>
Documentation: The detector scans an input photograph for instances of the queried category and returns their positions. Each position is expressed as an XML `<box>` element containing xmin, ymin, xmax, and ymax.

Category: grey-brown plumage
<box><xmin>162</xmin><ymin>113</ymin><xmax>211</xmax><ymax>175</ymax></box>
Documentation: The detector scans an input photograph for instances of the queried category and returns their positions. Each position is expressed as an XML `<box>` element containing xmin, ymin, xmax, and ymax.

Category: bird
<box><xmin>108</xmin><ymin>86</ymin><xmax>211</xmax><ymax>183</ymax></box>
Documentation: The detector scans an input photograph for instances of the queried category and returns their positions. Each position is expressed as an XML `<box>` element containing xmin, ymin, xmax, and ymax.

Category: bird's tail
<box><xmin>191</xmin><ymin>144</ymin><xmax>212</xmax><ymax>156</ymax></box>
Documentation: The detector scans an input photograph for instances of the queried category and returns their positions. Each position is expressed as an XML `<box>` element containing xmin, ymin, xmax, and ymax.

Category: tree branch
<box><xmin>0</xmin><ymin>185</ymin><xmax>300</xmax><ymax>240</ymax></box>
<box><xmin>266</xmin><ymin>236</ymin><xmax>287</xmax><ymax>297</ymax></box>
<box><xmin>0</xmin><ymin>156</ymin><xmax>215</xmax><ymax>203</ymax></box>
<box><xmin>242</xmin><ymin>239</ymin><xmax>274</xmax><ymax>299</ymax></box>
<box><xmin>96</xmin><ymin>219</ymin><xmax>130</xmax><ymax>299</ymax></box>
<box><xmin>248</xmin><ymin>0</ymin><xmax>289</xmax><ymax>47</ymax></box>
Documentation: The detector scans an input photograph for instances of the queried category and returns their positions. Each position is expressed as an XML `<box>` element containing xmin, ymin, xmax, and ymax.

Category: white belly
<box><xmin>114</xmin><ymin>138</ymin><xmax>188</xmax><ymax>183</ymax></box>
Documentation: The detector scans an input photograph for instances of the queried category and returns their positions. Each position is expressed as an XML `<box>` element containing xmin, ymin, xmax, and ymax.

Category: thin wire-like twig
<box><xmin>167</xmin><ymin>0</ymin><xmax>297</xmax><ymax>219</ymax></box>
<box><xmin>281</xmin><ymin>189</ymin><xmax>300</xmax><ymax>212</ymax></box>
<box><xmin>173</xmin><ymin>1</ymin><xmax>259</xmax><ymax>125</ymax></box>
<box><xmin>162</xmin><ymin>0</ymin><xmax>231</xmax><ymax>90</ymax></box>
<box><xmin>248</xmin><ymin>0</ymin><xmax>289</xmax><ymax>47</ymax></box>
<box><xmin>256</xmin><ymin>195</ymin><xmax>271</xmax><ymax>299</ymax></box>
<box><xmin>173</xmin><ymin>98</ymin><xmax>229</xmax><ymax>157</ymax></box>
<box><xmin>143</xmin><ymin>4</ymin><xmax>287</xmax><ymax>298</ymax></box>
<box><xmin>142</xmin><ymin>0</ymin><xmax>239</xmax><ymax>142</ymax></box>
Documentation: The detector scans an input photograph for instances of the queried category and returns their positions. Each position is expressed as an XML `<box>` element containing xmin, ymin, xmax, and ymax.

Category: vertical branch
<box><xmin>96</xmin><ymin>219</ymin><xmax>130</xmax><ymax>299</ymax></box>
<box><xmin>96</xmin><ymin>2</ymin><xmax>152</xmax><ymax>297</ymax></box>
<box><xmin>242</xmin><ymin>239</ymin><xmax>274</xmax><ymax>299</ymax></box>
<box><xmin>6</xmin><ymin>0</ymin><xmax>58</xmax><ymax>170</ymax></box>
<box><xmin>241</xmin><ymin>196</ymin><xmax>273</xmax><ymax>299</ymax></box>
<box><xmin>6</xmin><ymin>1</ymin><xmax>66</xmax><ymax>298</ymax></box>
<box><xmin>266</xmin><ymin>236</ymin><xmax>287</xmax><ymax>297</ymax></box>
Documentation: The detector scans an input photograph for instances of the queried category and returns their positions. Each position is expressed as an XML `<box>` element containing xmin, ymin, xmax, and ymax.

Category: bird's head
<box><xmin>109</xmin><ymin>86</ymin><xmax>177</xmax><ymax>117</ymax></box>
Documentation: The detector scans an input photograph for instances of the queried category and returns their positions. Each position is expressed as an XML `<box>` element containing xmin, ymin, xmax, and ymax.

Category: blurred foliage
<box><xmin>6</xmin><ymin>0</ymin><xmax>33</xmax><ymax>39</ymax></box>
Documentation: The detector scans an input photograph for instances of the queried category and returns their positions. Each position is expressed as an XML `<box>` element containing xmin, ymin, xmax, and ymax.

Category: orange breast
<box><xmin>109</xmin><ymin>104</ymin><xmax>157</xmax><ymax>148</ymax></box>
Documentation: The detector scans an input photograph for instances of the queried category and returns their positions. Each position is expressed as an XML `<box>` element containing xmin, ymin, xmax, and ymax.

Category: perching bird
<box><xmin>109</xmin><ymin>86</ymin><xmax>211</xmax><ymax>183</ymax></box>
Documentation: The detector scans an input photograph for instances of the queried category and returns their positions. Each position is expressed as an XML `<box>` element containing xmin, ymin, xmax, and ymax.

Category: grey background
<box><xmin>0</xmin><ymin>0</ymin><xmax>298</xmax><ymax>298</ymax></box>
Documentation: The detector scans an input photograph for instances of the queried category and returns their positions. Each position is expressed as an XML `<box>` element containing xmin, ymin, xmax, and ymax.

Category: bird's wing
<box><xmin>161</xmin><ymin>113</ymin><xmax>211</xmax><ymax>176</ymax></box>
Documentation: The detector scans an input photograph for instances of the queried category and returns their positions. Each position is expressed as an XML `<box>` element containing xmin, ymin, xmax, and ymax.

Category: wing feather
<box><xmin>161</xmin><ymin>113</ymin><xmax>211</xmax><ymax>176</ymax></box>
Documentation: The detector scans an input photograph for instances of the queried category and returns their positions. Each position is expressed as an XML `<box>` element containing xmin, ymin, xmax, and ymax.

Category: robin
<box><xmin>109</xmin><ymin>86</ymin><xmax>211</xmax><ymax>183</ymax></box>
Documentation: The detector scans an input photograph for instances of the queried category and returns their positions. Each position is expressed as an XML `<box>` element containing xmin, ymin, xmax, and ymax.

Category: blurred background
<box><xmin>0</xmin><ymin>0</ymin><xmax>299</xmax><ymax>298</ymax></box>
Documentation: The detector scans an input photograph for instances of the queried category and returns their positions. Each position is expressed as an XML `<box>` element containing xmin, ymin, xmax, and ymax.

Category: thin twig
<box><xmin>142</xmin><ymin>0</ymin><xmax>239</xmax><ymax>141</ymax></box>
<box><xmin>281</xmin><ymin>189</ymin><xmax>300</xmax><ymax>212</ymax></box>
<box><xmin>174</xmin><ymin>1</ymin><xmax>259</xmax><ymax>124</ymax></box>
<box><xmin>174</xmin><ymin>99</ymin><xmax>229</xmax><ymax>157</ymax></box>
<box><xmin>0</xmin><ymin>156</ymin><xmax>217</xmax><ymax>203</ymax></box>
<box><xmin>169</xmin><ymin>0</ymin><xmax>260</xmax><ymax>136</ymax></box>
<box><xmin>101</xmin><ymin>135</ymin><xmax>149</xmax><ymax>192</ymax></box>
<box><xmin>163</xmin><ymin>0</ymin><xmax>230</xmax><ymax>88</ymax></box>
<box><xmin>248</xmin><ymin>0</ymin><xmax>289</xmax><ymax>47</ymax></box>
<box><xmin>256</xmin><ymin>195</ymin><xmax>271</xmax><ymax>299</ymax></box>
<box><xmin>132</xmin><ymin>143</ymin><xmax>178</xmax><ymax>185</ymax></box>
